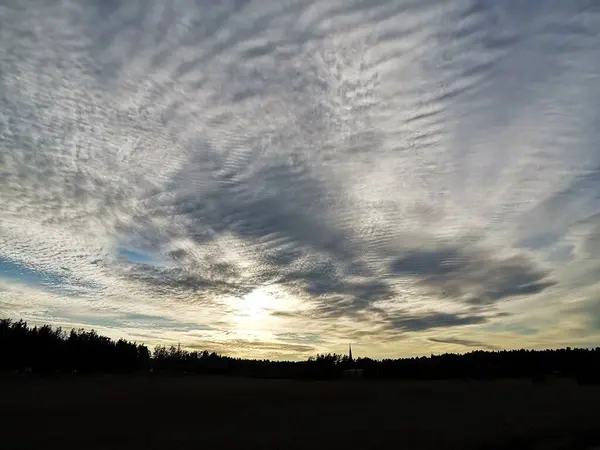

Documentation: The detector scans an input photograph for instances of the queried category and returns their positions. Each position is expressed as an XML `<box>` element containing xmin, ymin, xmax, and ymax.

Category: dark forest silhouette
<box><xmin>0</xmin><ymin>319</ymin><xmax>150</xmax><ymax>374</ymax></box>
<box><xmin>2</xmin><ymin>318</ymin><xmax>600</xmax><ymax>384</ymax></box>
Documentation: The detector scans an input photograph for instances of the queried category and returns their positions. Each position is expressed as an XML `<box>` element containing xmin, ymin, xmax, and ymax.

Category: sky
<box><xmin>1</xmin><ymin>0</ymin><xmax>600</xmax><ymax>360</ymax></box>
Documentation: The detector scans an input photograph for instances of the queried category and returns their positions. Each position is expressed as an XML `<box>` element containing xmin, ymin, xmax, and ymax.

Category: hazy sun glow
<box><xmin>228</xmin><ymin>287</ymin><xmax>275</xmax><ymax>334</ymax></box>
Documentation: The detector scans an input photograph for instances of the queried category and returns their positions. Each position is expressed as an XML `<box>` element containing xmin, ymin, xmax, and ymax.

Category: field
<box><xmin>1</xmin><ymin>375</ymin><xmax>600</xmax><ymax>449</ymax></box>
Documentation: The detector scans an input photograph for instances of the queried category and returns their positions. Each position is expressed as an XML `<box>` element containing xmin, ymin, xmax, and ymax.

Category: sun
<box><xmin>229</xmin><ymin>287</ymin><xmax>273</xmax><ymax>331</ymax></box>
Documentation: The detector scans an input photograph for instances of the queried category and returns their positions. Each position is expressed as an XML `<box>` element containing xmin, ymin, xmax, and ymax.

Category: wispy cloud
<box><xmin>428</xmin><ymin>337</ymin><xmax>500</xmax><ymax>351</ymax></box>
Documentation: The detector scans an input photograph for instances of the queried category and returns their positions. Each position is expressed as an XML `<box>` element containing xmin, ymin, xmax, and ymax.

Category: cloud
<box><xmin>386</xmin><ymin>312</ymin><xmax>487</xmax><ymax>332</ymax></box>
<box><xmin>289</xmin><ymin>277</ymin><xmax>395</xmax><ymax>318</ymax></box>
<box><xmin>428</xmin><ymin>337</ymin><xmax>500</xmax><ymax>351</ymax></box>
<box><xmin>188</xmin><ymin>339</ymin><xmax>317</xmax><ymax>359</ymax></box>
<box><xmin>275</xmin><ymin>332</ymin><xmax>322</xmax><ymax>345</ymax></box>
<box><xmin>390</xmin><ymin>245</ymin><xmax>556</xmax><ymax>306</ymax></box>
<box><xmin>122</xmin><ymin>263</ymin><xmax>253</xmax><ymax>300</ymax></box>
<box><xmin>1</xmin><ymin>0</ymin><xmax>600</xmax><ymax>358</ymax></box>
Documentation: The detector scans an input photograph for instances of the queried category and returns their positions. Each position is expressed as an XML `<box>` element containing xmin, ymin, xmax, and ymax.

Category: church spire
<box><xmin>348</xmin><ymin>343</ymin><xmax>353</xmax><ymax>363</ymax></box>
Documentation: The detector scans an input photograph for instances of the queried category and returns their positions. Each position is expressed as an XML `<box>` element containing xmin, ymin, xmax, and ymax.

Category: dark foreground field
<box><xmin>1</xmin><ymin>375</ymin><xmax>600</xmax><ymax>450</ymax></box>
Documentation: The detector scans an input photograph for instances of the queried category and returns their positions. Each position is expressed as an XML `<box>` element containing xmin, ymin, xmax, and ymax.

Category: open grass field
<box><xmin>1</xmin><ymin>375</ymin><xmax>600</xmax><ymax>450</ymax></box>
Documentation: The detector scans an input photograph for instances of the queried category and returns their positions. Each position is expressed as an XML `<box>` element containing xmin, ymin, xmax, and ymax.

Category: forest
<box><xmin>2</xmin><ymin>318</ymin><xmax>600</xmax><ymax>383</ymax></box>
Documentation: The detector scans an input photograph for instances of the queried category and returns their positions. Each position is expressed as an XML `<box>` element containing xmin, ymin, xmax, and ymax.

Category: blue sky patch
<box><xmin>0</xmin><ymin>257</ymin><xmax>101</xmax><ymax>296</ymax></box>
<box><xmin>0</xmin><ymin>258</ymin><xmax>68</xmax><ymax>287</ymax></box>
<box><xmin>118</xmin><ymin>248</ymin><xmax>155</xmax><ymax>264</ymax></box>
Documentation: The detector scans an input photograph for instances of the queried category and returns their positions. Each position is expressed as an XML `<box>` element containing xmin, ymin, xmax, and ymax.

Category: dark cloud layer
<box><xmin>387</xmin><ymin>312</ymin><xmax>487</xmax><ymax>333</ymax></box>
<box><xmin>390</xmin><ymin>246</ymin><xmax>556</xmax><ymax>306</ymax></box>
<box><xmin>123</xmin><ymin>263</ymin><xmax>253</xmax><ymax>301</ymax></box>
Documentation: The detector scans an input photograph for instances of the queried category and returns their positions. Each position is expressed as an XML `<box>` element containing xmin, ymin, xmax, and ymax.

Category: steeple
<box><xmin>348</xmin><ymin>343</ymin><xmax>353</xmax><ymax>363</ymax></box>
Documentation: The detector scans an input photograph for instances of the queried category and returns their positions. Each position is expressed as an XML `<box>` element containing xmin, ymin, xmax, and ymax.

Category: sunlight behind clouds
<box><xmin>228</xmin><ymin>287</ymin><xmax>275</xmax><ymax>336</ymax></box>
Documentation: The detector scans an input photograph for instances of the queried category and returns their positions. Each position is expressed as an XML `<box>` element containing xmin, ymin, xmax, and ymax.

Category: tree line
<box><xmin>2</xmin><ymin>318</ymin><xmax>600</xmax><ymax>383</ymax></box>
<box><xmin>0</xmin><ymin>319</ymin><xmax>150</xmax><ymax>374</ymax></box>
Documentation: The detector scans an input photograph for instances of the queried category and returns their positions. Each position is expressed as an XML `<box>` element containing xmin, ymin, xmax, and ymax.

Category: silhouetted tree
<box><xmin>0</xmin><ymin>318</ymin><xmax>150</xmax><ymax>374</ymax></box>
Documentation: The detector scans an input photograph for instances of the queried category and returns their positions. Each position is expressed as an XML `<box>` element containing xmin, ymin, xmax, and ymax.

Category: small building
<box><xmin>342</xmin><ymin>344</ymin><xmax>364</xmax><ymax>378</ymax></box>
<box><xmin>343</xmin><ymin>368</ymin><xmax>364</xmax><ymax>378</ymax></box>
